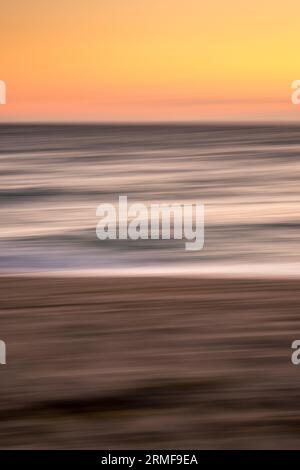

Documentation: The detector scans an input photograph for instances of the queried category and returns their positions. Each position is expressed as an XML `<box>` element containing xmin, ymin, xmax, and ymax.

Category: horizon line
<box><xmin>1</xmin><ymin>120</ymin><xmax>300</xmax><ymax>126</ymax></box>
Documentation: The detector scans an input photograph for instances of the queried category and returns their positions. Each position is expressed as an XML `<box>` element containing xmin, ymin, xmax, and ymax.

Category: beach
<box><xmin>2</xmin><ymin>0</ymin><xmax>300</xmax><ymax>455</ymax></box>
<box><xmin>0</xmin><ymin>123</ymin><xmax>299</xmax><ymax>448</ymax></box>
<box><xmin>0</xmin><ymin>275</ymin><xmax>300</xmax><ymax>449</ymax></box>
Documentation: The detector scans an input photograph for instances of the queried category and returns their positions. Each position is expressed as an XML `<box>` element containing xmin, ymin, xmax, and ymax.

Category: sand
<box><xmin>0</xmin><ymin>276</ymin><xmax>300</xmax><ymax>449</ymax></box>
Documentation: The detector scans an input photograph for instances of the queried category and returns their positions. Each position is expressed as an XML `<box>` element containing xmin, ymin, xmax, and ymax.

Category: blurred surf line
<box><xmin>0</xmin><ymin>123</ymin><xmax>299</xmax><ymax>276</ymax></box>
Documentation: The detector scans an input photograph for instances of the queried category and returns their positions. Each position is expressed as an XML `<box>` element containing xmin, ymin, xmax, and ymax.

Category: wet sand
<box><xmin>0</xmin><ymin>276</ymin><xmax>300</xmax><ymax>449</ymax></box>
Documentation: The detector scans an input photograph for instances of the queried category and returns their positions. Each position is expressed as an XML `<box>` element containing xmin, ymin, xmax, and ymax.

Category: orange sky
<box><xmin>1</xmin><ymin>0</ymin><xmax>300</xmax><ymax>121</ymax></box>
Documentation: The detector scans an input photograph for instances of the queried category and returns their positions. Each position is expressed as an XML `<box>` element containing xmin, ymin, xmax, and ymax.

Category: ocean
<box><xmin>0</xmin><ymin>123</ymin><xmax>299</xmax><ymax>276</ymax></box>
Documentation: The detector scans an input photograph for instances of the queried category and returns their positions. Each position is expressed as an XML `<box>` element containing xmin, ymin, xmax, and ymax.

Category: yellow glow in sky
<box><xmin>1</xmin><ymin>0</ymin><xmax>300</xmax><ymax>121</ymax></box>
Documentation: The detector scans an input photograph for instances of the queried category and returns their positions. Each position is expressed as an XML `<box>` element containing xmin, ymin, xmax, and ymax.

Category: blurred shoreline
<box><xmin>1</xmin><ymin>123</ymin><xmax>300</xmax><ymax>447</ymax></box>
<box><xmin>1</xmin><ymin>264</ymin><xmax>300</xmax><ymax>278</ymax></box>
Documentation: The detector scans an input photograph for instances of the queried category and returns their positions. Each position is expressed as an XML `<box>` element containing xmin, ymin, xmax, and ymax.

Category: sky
<box><xmin>1</xmin><ymin>0</ymin><xmax>300</xmax><ymax>122</ymax></box>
